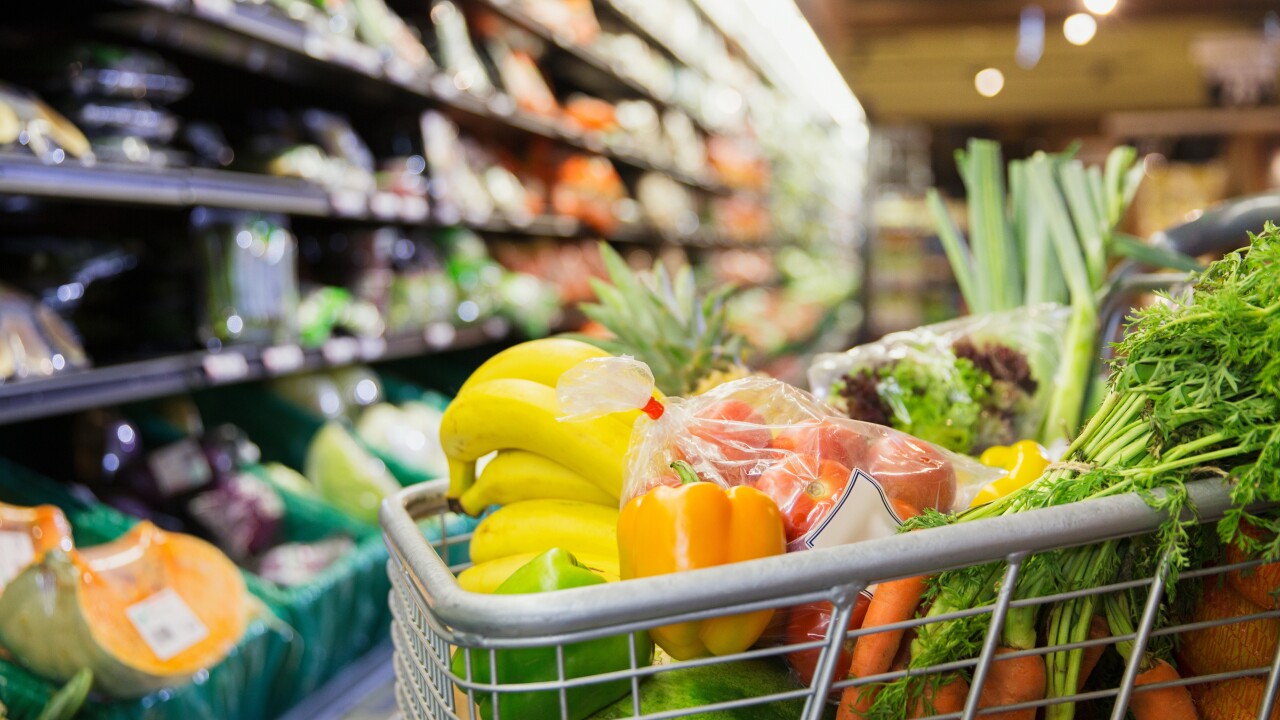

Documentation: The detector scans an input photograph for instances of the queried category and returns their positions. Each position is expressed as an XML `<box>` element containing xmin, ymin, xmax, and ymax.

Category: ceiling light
<box><xmin>974</xmin><ymin>68</ymin><xmax>1005</xmax><ymax>97</ymax></box>
<box><xmin>1064</xmin><ymin>13</ymin><xmax>1098</xmax><ymax>46</ymax></box>
<box><xmin>1084</xmin><ymin>0</ymin><xmax>1118</xmax><ymax>15</ymax></box>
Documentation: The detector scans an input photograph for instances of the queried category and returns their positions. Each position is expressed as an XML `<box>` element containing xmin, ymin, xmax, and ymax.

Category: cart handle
<box><xmin>380</xmin><ymin>478</ymin><xmax>1246</xmax><ymax>642</ymax></box>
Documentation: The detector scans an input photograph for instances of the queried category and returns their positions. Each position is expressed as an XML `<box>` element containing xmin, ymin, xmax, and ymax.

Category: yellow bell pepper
<box><xmin>970</xmin><ymin>440</ymin><xmax>1051</xmax><ymax>507</ymax></box>
<box><xmin>617</xmin><ymin>462</ymin><xmax>786</xmax><ymax>660</ymax></box>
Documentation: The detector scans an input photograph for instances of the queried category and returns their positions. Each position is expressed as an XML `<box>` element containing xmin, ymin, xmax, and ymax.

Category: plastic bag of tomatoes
<box><xmin>609</xmin><ymin>372</ymin><xmax>1001</xmax><ymax>693</ymax></box>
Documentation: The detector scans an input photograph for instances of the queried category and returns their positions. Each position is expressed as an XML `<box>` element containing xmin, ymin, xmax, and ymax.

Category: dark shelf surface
<box><xmin>0</xmin><ymin>323</ymin><xmax>507</xmax><ymax>426</ymax></box>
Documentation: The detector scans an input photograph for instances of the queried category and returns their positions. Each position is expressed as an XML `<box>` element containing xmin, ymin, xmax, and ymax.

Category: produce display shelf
<box><xmin>464</xmin><ymin>0</ymin><xmax>714</xmax><ymax>134</ymax></box>
<box><xmin>107</xmin><ymin>0</ymin><xmax>731</xmax><ymax>196</ymax></box>
<box><xmin>0</xmin><ymin>155</ymin><xmax>752</xmax><ymax>247</ymax></box>
<box><xmin>276</xmin><ymin>641</ymin><xmax>396</xmax><ymax>720</ymax></box>
<box><xmin>0</xmin><ymin>323</ymin><xmax>505</xmax><ymax>426</ymax></box>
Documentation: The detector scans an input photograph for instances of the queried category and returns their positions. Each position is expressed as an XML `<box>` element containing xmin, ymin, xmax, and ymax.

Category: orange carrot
<box><xmin>1127</xmin><ymin>659</ymin><xmax>1197</xmax><ymax>720</ymax></box>
<box><xmin>851</xmin><ymin>576</ymin><xmax>929</xmax><ymax>679</ymax></box>
<box><xmin>976</xmin><ymin>647</ymin><xmax>1046</xmax><ymax>720</ymax></box>
<box><xmin>1078</xmin><ymin>615</ymin><xmax>1110</xmax><ymax>690</ymax></box>
<box><xmin>911</xmin><ymin>675</ymin><xmax>971</xmax><ymax>718</ymax></box>
<box><xmin>837</xmin><ymin>576</ymin><xmax>928</xmax><ymax>719</ymax></box>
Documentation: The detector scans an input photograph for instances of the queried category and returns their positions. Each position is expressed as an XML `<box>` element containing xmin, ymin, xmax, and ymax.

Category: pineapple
<box><xmin>570</xmin><ymin>243</ymin><xmax>748</xmax><ymax>396</ymax></box>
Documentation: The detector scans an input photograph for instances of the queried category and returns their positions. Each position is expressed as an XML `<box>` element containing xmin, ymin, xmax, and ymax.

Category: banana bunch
<box><xmin>442</xmin><ymin>339</ymin><xmax>638</xmax><ymax>593</ymax></box>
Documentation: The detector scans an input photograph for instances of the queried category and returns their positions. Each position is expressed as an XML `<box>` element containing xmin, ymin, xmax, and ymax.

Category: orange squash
<box><xmin>0</xmin><ymin>522</ymin><xmax>248</xmax><ymax>698</ymax></box>
<box><xmin>0</xmin><ymin>502</ymin><xmax>73</xmax><ymax>596</ymax></box>
<box><xmin>1197</xmin><ymin>678</ymin><xmax>1280</xmax><ymax>720</ymax></box>
<box><xmin>1178</xmin><ymin>582</ymin><xmax>1279</xmax><ymax>679</ymax></box>
<box><xmin>1226</xmin><ymin>521</ymin><xmax>1280</xmax><ymax>610</ymax></box>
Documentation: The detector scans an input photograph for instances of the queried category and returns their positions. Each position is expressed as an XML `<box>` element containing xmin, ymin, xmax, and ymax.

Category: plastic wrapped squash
<box><xmin>0</xmin><ymin>521</ymin><xmax>249</xmax><ymax>698</ymax></box>
<box><xmin>0</xmin><ymin>502</ymin><xmax>74</xmax><ymax>596</ymax></box>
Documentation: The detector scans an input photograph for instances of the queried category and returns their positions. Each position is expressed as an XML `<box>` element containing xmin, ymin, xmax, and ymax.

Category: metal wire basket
<box><xmin>381</xmin><ymin>476</ymin><xmax>1280</xmax><ymax>720</ymax></box>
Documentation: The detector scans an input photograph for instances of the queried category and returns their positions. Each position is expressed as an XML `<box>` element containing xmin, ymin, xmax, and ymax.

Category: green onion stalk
<box><xmin>927</xmin><ymin>140</ymin><xmax>1199</xmax><ymax>448</ymax></box>
<box><xmin>863</xmin><ymin>227</ymin><xmax>1280</xmax><ymax>720</ymax></box>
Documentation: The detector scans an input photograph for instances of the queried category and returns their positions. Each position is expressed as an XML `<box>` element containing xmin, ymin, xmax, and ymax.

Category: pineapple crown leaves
<box><xmin>571</xmin><ymin>242</ymin><xmax>745</xmax><ymax>395</ymax></box>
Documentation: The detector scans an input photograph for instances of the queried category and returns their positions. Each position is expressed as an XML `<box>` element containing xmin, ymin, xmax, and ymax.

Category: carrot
<box><xmin>976</xmin><ymin>647</ymin><xmax>1046</xmax><ymax>720</ymax></box>
<box><xmin>837</xmin><ymin>576</ymin><xmax>928</xmax><ymax>719</ymax></box>
<box><xmin>1077</xmin><ymin>615</ymin><xmax>1110</xmax><ymax>690</ymax></box>
<box><xmin>851</xmin><ymin>576</ymin><xmax>929</xmax><ymax>679</ymax></box>
<box><xmin>911</xmin><ymin>675</ymin><xmax>971</xmax><ymax>718</ymax></box>
<box><xmin>1127</xmin><ymin>659</ymin><xmax>1197</xmax><ymax>720</ymax></box>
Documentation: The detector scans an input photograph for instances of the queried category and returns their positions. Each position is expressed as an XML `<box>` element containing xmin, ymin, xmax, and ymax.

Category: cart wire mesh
<box><xmin>382</xmin><ymin>476</ymin><xmax>1280</xmax><ymax>720</ymax></box>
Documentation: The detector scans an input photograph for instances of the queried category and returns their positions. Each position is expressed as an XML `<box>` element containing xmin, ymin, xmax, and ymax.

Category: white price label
<box><xmin>148</xmin><ymin>439</ymin><xmax>214</xmax><ymax>499</ymax></box>
<box><xmin>202</xmin><ymin>352</ymin><xmax>249</xmax><ymax>383</ymax></box>
<box><xmin>804</xmin><ymin>469</ymin><xmax>906</xmax><ymax>552</ymax></box>
<box><xmin>322</xmin><ymin>337</ymin><xmax>359</xmax><ymax>365</ymax></box>
<box><xmin>424</xmin><ymin>323</ymin><xmax>456</xmax><ymax>348</ymax></box>
<box><xmin>359</xmin><ymin>336</ymin><xmax>387</xmax><ymax>360</ymax></box>
<box><xmin>193</xmin><ymin>0</ymin><xmax>233</xmax><ymax>16</ymax></box>
<box><xmin>126</xmin><ymin>589</ymin><xmax>208</xmax><ymax>662</ymax></box>
<box><xmin>0</xmin><ymin>531</ymin><xmax>35</xmax><ymax>587</ymax></box>
<box><xmin>330</xmin><ymin>190</ymin><xmax>367</xmax><ymax>217</ymax></box>
<box><xmin>369</xmin><ymin>192</ymin><xmax>401</xmax><ymax>219</ymax></box>
<box><xmin>262</xmin><ymin>344</ymin><xmax>304</xmax><ymax>374</ymax></box>
<box><xmin>400</xmin><ymin>196</ymin><xmax>429</xmax><ymax>223</ymax></box>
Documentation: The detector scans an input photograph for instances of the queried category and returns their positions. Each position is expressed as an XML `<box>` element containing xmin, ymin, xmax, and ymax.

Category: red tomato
<box><xmin>785</xmin><ymin>594</ymin><xmax>872</xmax><ymax>689</ymax></box>
<box><xmin>686</xmin><ymin>399</ymin><xmax>772</xmax><ymax>483</ymax></box>
<box><xmin>864</xmin><ymin>434</ymin><xmax>956</xmax><ymax>512</ymax></box>
<box><xmin>770</xmin><ymin>421</ymin><xmax>869</xmax><ymax>470</ymax></box>
<box><xmin>755</xmin><ymin>454</ymin><xmax>852</xmax><ymax>543</ymax></box>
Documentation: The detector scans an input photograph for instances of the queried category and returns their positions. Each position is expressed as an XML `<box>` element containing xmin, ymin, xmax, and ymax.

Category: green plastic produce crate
<box><xmin>0</xmin><ymin>459</ymin><xmax>290</xmax><ymax>720</ymax></box>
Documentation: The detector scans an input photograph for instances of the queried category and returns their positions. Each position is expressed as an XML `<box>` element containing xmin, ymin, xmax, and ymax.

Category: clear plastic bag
<box><xmin>808</xmin><ymin>304</ymin><xmax>1070</xmax><ymax>455</ymax></box>
<box><xmin>559</xmin><ymin>358</ymin><xmax>1000</xmax><ymax>551</ymax></box>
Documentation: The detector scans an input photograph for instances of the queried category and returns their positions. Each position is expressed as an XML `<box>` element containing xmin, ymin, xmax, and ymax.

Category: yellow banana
<box><xmin>458</xmin><ymin>450</ymin><xmax>617</xmax><ymax>515</ymax></box>
<box><xmin>457</xmin><ymin>338</ymin><xmax>611</xmax><ymax>394</ymax></box>
<box><xmin>442</xmin><ymin>378</ymin><xmax>629</xmax><ymax>499</ymax></box>
<box><xmin>469</xmin><ymin>499</ymin><xmax>619</xmax><ymax>565</ymax></box>
<box><xmin>457</xmin><ymin>551</ymin><xmax>620</xmax><ymax>593</ymax></box>
<box><xmin>455</xmin><ymin>337</ymin><xmax>661</xmax><ymax>431</ymax></box>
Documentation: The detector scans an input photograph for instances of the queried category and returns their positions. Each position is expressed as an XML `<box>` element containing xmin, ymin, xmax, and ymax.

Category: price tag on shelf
<box><xmin>262</xmin><ymin>344</ymin><xmax>304</xmax><ymax>374</ymax></box>
<box><xmin>322</xmin><ymin>337</ymin><xmax>359</xmax><ymax>366</ymax></box>
<box><xmin>384</xmin><ymin>59</ymin><xmax>417</xmax><ymax>87</ymax></box>
<box><xmin>330</xmin><ymin>190</ymin><xmax>367</xmax><ymax>218</ymax></box>
<box><xmin>483</xmin><ymin>317</ymin><xmax>511</xmax><ymax>339</ymax></box>
<box><xmin>554</xmin><ymin>216</ymin><xmax>579</xmax><ymax>236</ymax></box>
<box><xmin>202</xmin><ymin>352</ymin><xmax>249</xmax><ymax>383</ymax></box>
<box><xmin>488</xmin><ymin>94</ymin><xmax>516</xmax><ymax>116</ymax></box>
<box><xmin>148</xmin><ymin>439</ymin><xmax>214</xmax><ymax>499</ymax></box>
<box><xmin>400</xmin><ymin>196</ymin><xmax>429</xmax><ymax>223</ymax></box>
<box><xmin>583</xmin><ymin>133</ymin><xmax>606</xmax><ymax>153</ymax></box>
<box><xmin>359</xmin><ymin>336</ymin><xmax>387</xmax><ymax>361</ymax></box>
<box><xmin>369</xmin><ymin>192</ymin><xmax>401</xmax><ymax>220</ymax></box>
<box><xmin>424</xmin><ymin>323</ymin><xmax>456</xmax><ymax>348</ymax></box>
<box><xmin>192</xmin><ymin>0</ymin><xmax>233</xmax><ymax>17</ymax></box>
<box><xmin>0</xmin><ymin>531</ymin><xmax>35</xmax><ymax>587</ymax></box>
<box><xmin>126</xmin><ymin>589</ymin><xmax>209</xmax><ymax>662</ymax></box>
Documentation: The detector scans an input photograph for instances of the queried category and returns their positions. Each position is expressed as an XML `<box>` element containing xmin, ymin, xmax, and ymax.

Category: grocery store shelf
<box><xmin>0</xmin><ymin>323</ymin><xmax>506</xmax><ymax>426</ymax></box>
<box><xmin>278</xmin><ymin>641</ymin><xmax>395</xmax><ymax>720</ymax></box>
<box><xmin>102</xmin><ymin>0</ymin><xmax>729</xmax><ymax>195</ymax></box>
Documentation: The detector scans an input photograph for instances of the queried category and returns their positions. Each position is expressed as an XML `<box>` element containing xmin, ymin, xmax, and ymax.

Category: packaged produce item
<box><xmin>253</xmin><ymin>535</ymin><xmax>357</xmax><ymax>587</ymax></box>
<box><xmin>809</xmin><ymin>304</ymin><xmax>1070</xmax><ymax>455</ymax></box>
<box><xmin>430</xmin><ymin>1</ymin><xmax>496</xmax><ymax>96</ymax></box>
<box><xmin>483</xmin><ymin>35</ymin><xmax>558</xmax><ymax>117</ymax></box>
<box><xmin>552</xmin><ymin>155</ymin><xmax>626</xmax><ymax>235</ymax></box>
<box><xmin>0</xmin><ymin>82</ymin><xmax>92</xmax><ymax>163</ymax></box>
<box><xmin>562</xmin><ymin>357</ymin><xmax>998</xmax><ymax>545</ymax></box>
<box><xmin>0</xmin><ymin>503</ymin><xmax>73</xmax><ymax>596</ymax></box>
<box><xmin>520</xmin><ymin>0</ymin><xmax>599</xmax><ymax>45</ymax></box>
<box><xmin>356</xmin><ymin>401</ymin><xmax>448</xmax><ymax>477</ymax></box>
<box><xmin>350</xmin><ymin>0</ymin><xmax>435</xmax><ymax>77</ymax></box>
<box><xmin>0</xmin><ymin>522</ymin><xmax>249</xmax><ymax>698</ymax></box>
<box><xmin>450</xmin><ymin>549</ymin><xmax>650</xmax><ymax>720</ymax></box>
<box><xmin>194</xmin><ymin>210</ymin><xmax>300</xmax><ymax>347</ymax></box>
<box><xmin>636</xmin><ymin>172</ymin><xmax>698</xmax><ymax>236</ymax></box>
<box><xmin>0</xmin><ymin>284</ymin><xmax>90</xmax><ymax>384</ymax></box>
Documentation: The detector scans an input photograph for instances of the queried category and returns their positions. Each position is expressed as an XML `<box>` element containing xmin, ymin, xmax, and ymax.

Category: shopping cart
<box><xmin>381</xmin><ymin>196</ymin><xmax>1280</xmax><ymax>720</ymax></box>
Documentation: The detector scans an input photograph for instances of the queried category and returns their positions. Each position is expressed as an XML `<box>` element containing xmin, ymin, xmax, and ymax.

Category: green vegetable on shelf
<box><xmin>451</xmin><ymin>549</ymin><xmax>652</xmax><ymax>720</ymax></box>
<box><xmin>35</xmin><ymin>669</ymin><xmax>91</xmax><ymax>720</ymax></box>
<box><xmin>304</xmin><ymin>422</ymin><xmax>400</xmax><ymax>525</ymax></box>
